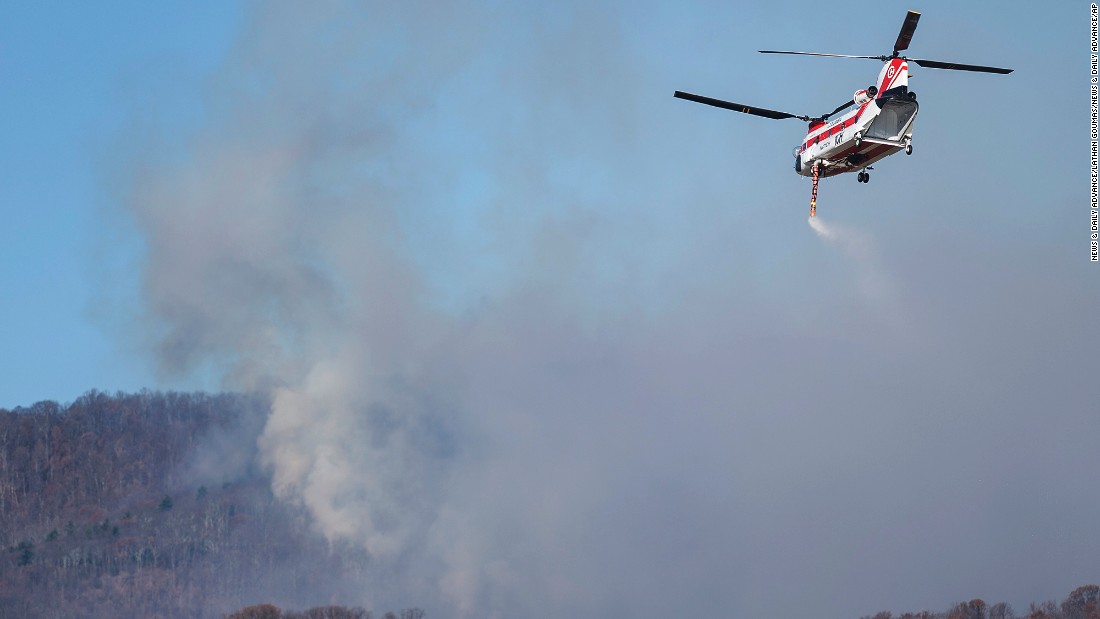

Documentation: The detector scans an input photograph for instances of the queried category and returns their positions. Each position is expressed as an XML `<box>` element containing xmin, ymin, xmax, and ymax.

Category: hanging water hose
<box><xmin>810</xmin><ymin>161</ymin><xmax>820</xmax><ymax>218</ymax></box>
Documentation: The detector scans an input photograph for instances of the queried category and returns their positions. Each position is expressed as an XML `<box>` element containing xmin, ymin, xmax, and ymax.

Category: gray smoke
<box><xmin>118</xmin><ymin>2</ymin><xmax>1099</xmax><ymax>618</ymax></box>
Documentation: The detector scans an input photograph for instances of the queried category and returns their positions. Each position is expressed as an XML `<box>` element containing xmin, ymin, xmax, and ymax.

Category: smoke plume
<box><xmin>116</xmin><ymin>3</ymin><xmax>1100</xmax><ymax>618</ymax></box>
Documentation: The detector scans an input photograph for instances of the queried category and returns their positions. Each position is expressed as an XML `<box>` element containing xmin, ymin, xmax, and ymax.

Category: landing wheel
<box><xmin>857</xmin><ymin>171</ymin><xmax>868</xmax><ymax>183</ymax></box>
<box><xmin>854</xmin><ymin>132</ymin><xmax>862</xmax><ymax>147</ymax></box>
<box><xmin>905</xmin><ymin>143</ymin><xmax>913</xmax><ymax>155</ymax></box>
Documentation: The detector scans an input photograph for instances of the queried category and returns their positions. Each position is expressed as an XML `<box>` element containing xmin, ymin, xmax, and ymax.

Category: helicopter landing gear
<box><xmin>857</xmin><ymin>170</ymin><xmax>870</xmax><ymax>183</ymax></box>
<box><xmin>854</xmin><ymin>132</ymin><xmax>862</xmax><ymax>147</ymax></box>
<box><xmin>904</xmin><ymin>138</ymin><xmax>913</xmax><ymax>155</ymax></box>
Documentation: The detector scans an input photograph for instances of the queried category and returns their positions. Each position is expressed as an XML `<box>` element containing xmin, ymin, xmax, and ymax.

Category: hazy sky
<box><xmin>1</xmin><ymin>2</ymin><xmax>1096</xmax><ymax>618</ymax></box>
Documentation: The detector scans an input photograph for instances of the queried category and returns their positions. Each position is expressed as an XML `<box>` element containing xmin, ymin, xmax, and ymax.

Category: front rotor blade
<box><xmin>759</xmin><ymin>50</ymin><xmax>883</xmax><ymax>60</ymax></box>
<box><xmin>674</xmin><ymin>91</ymin><xmax>809</xmax><ymax>120</ymax></box>
<box><xmin>909</xmin><ymin>58</ymin><xmax>1013</xmax><ymax>74</ymax></box>
<box><xmin>894</xmin><ymin>10</ymin><xmax>921</xmax><ymax>53</ymax></box>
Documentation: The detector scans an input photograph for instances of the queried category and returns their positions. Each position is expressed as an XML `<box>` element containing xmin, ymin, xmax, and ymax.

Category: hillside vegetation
<box><xmin>0</xmin><ymin>391</ymin><xmax>405</xmax><ymax>618</ymax></box>
<box><xmin>0</xmin><ymin>391</ymin><xmax>1093</xmax><ymax>619</ymax></box>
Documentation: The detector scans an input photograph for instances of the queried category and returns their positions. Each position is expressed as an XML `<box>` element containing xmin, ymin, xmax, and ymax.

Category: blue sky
<box><xmin>0</xmin><ymin>3</ymin><xmax>1096</xmax><ymax>617</ymax></box>
<box><xmin>1</xmin><ymin>1</ymin><xmax>241</xmax><ymax>405</ymax></box>
<box><xmin>0</xmin><ymin>2</ymin><xmax>1082</xmax><ymax>407</ymax></box>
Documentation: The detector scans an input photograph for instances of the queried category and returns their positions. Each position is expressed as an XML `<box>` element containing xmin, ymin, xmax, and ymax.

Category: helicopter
<box><xmin>674</xmin><ymin>10</ymin><xmax>1012</xmax><ymax>217</ymax></box>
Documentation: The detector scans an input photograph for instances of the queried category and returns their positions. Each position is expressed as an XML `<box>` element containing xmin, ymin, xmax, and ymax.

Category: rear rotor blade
<box><xmin>674</xmin><ymin>91</ymin><xmax>810</xmax><ymax>120</ymax></box>
<box><xmin>909</xmin><ymin>58</ymin><xmax>1013</xmax><ymax>74</ymax></box>
<box><xmin>759</xmin><ymin>50</ymin><xmax>884</xmax><ymax>60</ymax></box>
<box><xmin>823</xmin><ymin>99</ymin><xmax>856</xmax><ymax>119</ymax></box>
<box><xmin>894</xmin><ymin>10</ymin><xmax>921</xmax><ymax>53</ymax></box>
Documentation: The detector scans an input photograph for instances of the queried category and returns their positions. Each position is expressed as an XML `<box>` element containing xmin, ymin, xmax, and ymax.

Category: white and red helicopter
<box><xmin>674</xmin><ymin>10</ymin><xmax>1012</xmax><ymax>216</ymax></box>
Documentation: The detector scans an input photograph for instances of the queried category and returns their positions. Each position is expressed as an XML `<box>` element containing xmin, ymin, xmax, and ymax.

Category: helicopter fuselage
<box><xmin>796</xmin><ymin>58</ymin><xmax>919</xmax><ymax>178</ymax></box>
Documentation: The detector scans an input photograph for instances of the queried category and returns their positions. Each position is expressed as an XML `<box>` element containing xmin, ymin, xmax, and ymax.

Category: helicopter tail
<box><xmin>875</xmin><ymin>58</ymin><xmax>910</xmax><ymax>96</ymax></box>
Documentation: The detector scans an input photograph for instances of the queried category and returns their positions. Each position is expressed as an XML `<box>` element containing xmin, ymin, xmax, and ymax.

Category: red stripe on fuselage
<box><xmin>802</xmin><ymin>102</ymin><xmax>872</xmax><ymax>149</ymax></box>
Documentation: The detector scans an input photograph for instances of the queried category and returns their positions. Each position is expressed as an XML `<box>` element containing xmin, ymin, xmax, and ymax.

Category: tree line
<box><xmin>224</xmin><ymin>605</ymin><xmax>425</xmax><ymax>619</ymax></box>
<box><xmin>859</xmin><ymin>584</ymin><xmax>1099</xmax><ymax>619</ymax></box>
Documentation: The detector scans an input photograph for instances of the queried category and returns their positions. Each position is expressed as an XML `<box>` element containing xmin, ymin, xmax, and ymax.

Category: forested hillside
<box><xmin>0</xmin><ymin>391</ymin><xmax>396</xmax><ymax>618</ymax></box>
<box><xmin>0</xmin><ymin>391</ymin><xmax>1093</xmax><ymax>619</ymax></box>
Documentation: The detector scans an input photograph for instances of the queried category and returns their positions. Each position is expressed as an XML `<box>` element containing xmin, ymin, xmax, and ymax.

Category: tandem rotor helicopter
<box><xmin>674</xmin><ymin>10</ymin><xmax>1012</xmax><ymax>217</ymax></box>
